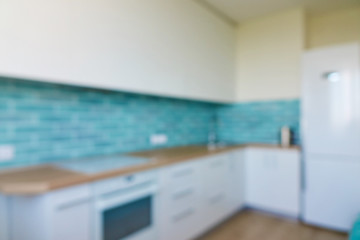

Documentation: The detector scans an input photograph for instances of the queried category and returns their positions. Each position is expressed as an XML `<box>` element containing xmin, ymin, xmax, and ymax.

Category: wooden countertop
<box><xmin>0</xmin><ymin>144</ymin><xmax>300</xmax><ymax>195</ymax></box>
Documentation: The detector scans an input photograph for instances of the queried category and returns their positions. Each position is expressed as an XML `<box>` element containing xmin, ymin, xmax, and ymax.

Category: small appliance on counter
<box><xmin>280</xmin><ymin>126</ymin><xmax>292</xmax><ymax>148</ymax></box>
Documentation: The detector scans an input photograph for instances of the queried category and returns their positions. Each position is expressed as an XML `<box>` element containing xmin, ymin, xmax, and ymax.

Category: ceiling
<box><xmin>200</xmin><ymin>0</ymin><xmax>360</xmax><ymax>23</ymax></box>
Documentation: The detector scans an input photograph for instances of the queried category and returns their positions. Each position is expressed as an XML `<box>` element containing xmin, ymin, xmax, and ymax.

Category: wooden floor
<box><xmin>197</xmin><ymin>211</ymin><xmax>348</xmax><ymax>240</ymax></box>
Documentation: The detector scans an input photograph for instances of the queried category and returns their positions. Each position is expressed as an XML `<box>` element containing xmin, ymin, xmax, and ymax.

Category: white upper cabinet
<box><xmin>0</xmin><ymin>0</ymin><xmax>236</xmax><ymax>102</ymax></box>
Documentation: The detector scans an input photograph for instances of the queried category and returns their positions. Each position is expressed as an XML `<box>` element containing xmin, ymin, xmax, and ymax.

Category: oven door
<box><xmin>95</xmin><ymin>184</ymin><xmax>158</xmax><ymax>240</ymax></box>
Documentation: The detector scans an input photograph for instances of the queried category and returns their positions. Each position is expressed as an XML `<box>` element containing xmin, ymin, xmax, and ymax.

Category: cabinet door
<box><xmin>0</xmin><ymin>194</ymin><xmax>9</xmax><ymax>240</ymax></box>
<box><xmin>201</xmin><ymin>155</ymin><xmax>229</xmax><ymax>229</ymax></box>
<box><xmin>226</xmin><ymin>150</ymin><xmax>245</xmax><ymax>214</ymax></box>
<box><xmin>245</xmin><ymin>148</ymin><xmax>300</xmax><ymax>217</ymax></box>
<box><xmin>0</xmin><ymin>0</ymin><xmax>235</xmax><ymax>102</ymax></box>
<box><xmin>159</xmin><ymin>160</ymin><xmax>202</xmax><ymax>240</ymax></box>
<box><xmin>49</xmin><ymin>185</ymin><xmax>92</xmax><ymax>240</ymax></box>
<box><xmin>51</xmin><ymin>202</ymin><xmax>92</xmax><ymax>240</ymax></box>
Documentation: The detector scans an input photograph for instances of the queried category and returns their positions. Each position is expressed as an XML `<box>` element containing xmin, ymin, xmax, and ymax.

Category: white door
<box><xmin>304</xmin><ymin>155</ymin><xmax>360</xmax><ymax>231</ymax></box>
<box><xmin>302</xmin><ymin>43</ymin><xmax>360</xmax><ymax>157</ymax></box>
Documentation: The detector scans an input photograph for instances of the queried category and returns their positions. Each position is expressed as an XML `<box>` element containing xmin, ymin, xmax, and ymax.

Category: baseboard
<box><xmin>244</xmin><ymin>205</ymin><xmax>300</xmax><ymax>222</ymax></box>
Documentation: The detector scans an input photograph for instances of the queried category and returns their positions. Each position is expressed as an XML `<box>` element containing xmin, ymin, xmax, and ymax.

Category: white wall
<box><xmin>235</xmin><ymin>8</ymin><xmax>305</xmax><ymax>101</ymax></box>
<box><xmin>0</xmin><ymin>0</ymin><xmax>236</xmax><ymax>102</ymax></box>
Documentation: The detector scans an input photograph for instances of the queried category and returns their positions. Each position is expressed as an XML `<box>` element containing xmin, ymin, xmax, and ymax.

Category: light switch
<box><xmin>0</xmin><ymin>145</ymin><xmax>15</xmax><ymax>162</ymax></box>
<box><xmin>150</xmin><ymin>134</ymin><xmax>168</xmax><ymax>145</ymax></box>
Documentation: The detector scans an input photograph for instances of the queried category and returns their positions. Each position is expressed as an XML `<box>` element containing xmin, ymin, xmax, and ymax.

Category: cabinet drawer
<box><xmin>207</xmin><ymin>191</ymin><xmax>227</xmax><ymax>206</ymax></box>
<box><xmin>203</xmin><ymin>155</ymin><xmax>229</xmax><ymax>191</ymax></box>
<box><xmin>50</xmin><ymin>184</ymin><xmax>91</xmax><ymax>208</ymax></box>
<box><xmin>202</xmin><ymin>189</ymin><xmax>228</xmax><ymax>229</ymax></box>
<box><xmin>206</xmin><ymin>155</ymin><xmax>228</xmax><ymax>169</ymax></box>
<box><xmin>200</xmin><ymin>154</ymin><xmax>231</xmax><ymax>230</ymax></box>
<box><xmin>163</xmin><ymin>203</ymin><xmax>200</xmax><ymax>240</ymax></box>
<box><xmin>205</xmin><ymin>155</ymin><xmax>228</xmax><ymax>178</ymax></box>
<box><xmin>93</xmin><ymin>171</ymin><xmax>157</xmax><ymax>196</ymax></box>
<box><xmin>162</xmin><ymin>161</ymin><xmax>199</xmax><ymax>189</ymax></box>
<box><xmin>166</xmin><ymin>186</ymin><xmax>198</xmax><ymax>215</ymax></box>
<box><xmin>171</xmin><ymin>205</ymin><xmax>197</xmax><ymax>224</ymax></box>
<box><xmin>171</xmin><ymin>186</ymin><xmax>196</xmax><ymax>202</ymax></box>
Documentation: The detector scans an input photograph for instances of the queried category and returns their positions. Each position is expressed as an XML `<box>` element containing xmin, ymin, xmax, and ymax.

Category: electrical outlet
<box><xmin>150</xmin><ymin>134</ymin><xmax>168</xmax><ymax>145</ymax></box>
<box><xmin>0</xmin><ymin>145</ymin><xmax>15</xmax><ymax>162</ymax></box>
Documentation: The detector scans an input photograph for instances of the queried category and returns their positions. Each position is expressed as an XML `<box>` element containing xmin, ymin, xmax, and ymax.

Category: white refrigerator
<box><xmin>302</xmin><ymin>43</ymin><xmax>360</xmax><ymax>232</ymax></box>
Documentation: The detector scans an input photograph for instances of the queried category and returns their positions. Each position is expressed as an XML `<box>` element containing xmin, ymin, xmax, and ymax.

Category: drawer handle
<box><xmin>172</xmin><ymin>188</ymin><xmax>194</xmax><ymax>201</ymax></box>
<box><xmin>209</xmin><ymin>194</ymin><xmax>224</xmax><ymax>204</ymax></box>
<box><xmin>172</xmin><ymin>208</ymin><xmax>195</xmax><ymax>223</ymax></box>
<box><xmin>172</xmin><ymin>169</ymin><xmax>194</xmax><ymax>178</ymax></box>
<box><xmin>57</xmin><ymin>198</ymin><xmax>90</xmax><ymax>211</ymax></box>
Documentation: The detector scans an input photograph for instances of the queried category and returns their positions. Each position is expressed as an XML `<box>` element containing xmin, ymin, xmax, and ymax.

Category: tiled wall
<box><xmin>0</xmin><ymin>76</ymin><xmax>301</xmax><ymax>168</ymax></box>
<box><xmin>217</xmin><ymin>100</ymin><xmax>300</xmax><ymax>145</ymax></box>
<box><xmin>0</xmin><ymin>77</ymin><xmax>217</xmax><ymax>168</ymax></box>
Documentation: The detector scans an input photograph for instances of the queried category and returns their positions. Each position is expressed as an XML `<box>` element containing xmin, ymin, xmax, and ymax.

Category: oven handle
<box><xmin>96</xmin><ymin>184</ymin><xmax>158</xmax><ymax>211</ymax></box>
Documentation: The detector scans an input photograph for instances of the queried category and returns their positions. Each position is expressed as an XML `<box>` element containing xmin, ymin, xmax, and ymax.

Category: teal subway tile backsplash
<box><xmin>0</xmin><ymin>77</ymin><xmax>217</xmax><ymax>167</ymax></box>
<box><xmin>217</xmin><ymin>100</ymin><xmax>301</xmax><ymax>145</ymax></box>
<box><xmin>0</xmin><ymin>76</ymin><xmax>301</xmax><ymax>168</ymax></box>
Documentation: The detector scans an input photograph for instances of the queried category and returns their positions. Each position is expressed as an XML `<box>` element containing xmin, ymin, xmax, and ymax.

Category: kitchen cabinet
<box><xmin>2</xmin><ymin>146</ymin><xmax>299</xmax><ymax>240</ymax></box>
<box><xmin>201</xmin><ymin>154</ymin><xmax>230</xmax><ymax>229</ymax></box>
<box><xmin>0</xmin><ymin>194</ymin><xmax>9</xmax><ymax>240</ymax></box>
<box><xmin>0</xmin><ymin>0</ymin><xmax>235</xmax><ymax>102</ymax></box>
<box><xmin>50</xmin><ymin>187</ymin><xmax>92</xmax><ymax>240</ymax></box>
<box><xmin>226</xmin><ymin>151</ymin><xmax>245</xmax><ymax>214</ymax></box>
<box><xmin>245</xmin><ymin>147</ymin><xmax>300</xmax><ymax>217</ymax></box>
<box><xmin>159</xmin><ymin>160</ymin><xmax>203</xmax><ymax>240</ymax></box>
<box><xmin>159</xmin><ymin>150</ymin><xmax>246</xmax><ymax>240</ymax></box>
<box><xmin>10</xmin><ymin>184</ymin><xmax>92</xmax><ymax>240</ymax></box>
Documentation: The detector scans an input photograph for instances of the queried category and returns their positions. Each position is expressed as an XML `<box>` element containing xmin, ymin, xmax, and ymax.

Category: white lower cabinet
<box><xmin>0</xmin><ymin>194</ymin><xmax>9</xmax><ymax>240</ymax></box>
<box><xmin>245</xmin><ymin>148</ymin><xmax>301</xmax><ymax>217</ymax></box>
<box><xmin>159</xmin><ymin>160</ymin><xmax>203</xmax><ymax>240</ymax></box>
<box><xmin>51</xmin><ymin>203</ymin><xmax>91</xmax><ymax>240</ymax></box>
<box><xmin>159</xmin><ymin>150</ymin><xmax>246</xmax><ymax>240</ymax></box>
<box><xmin>226</xmin><ymin>151</ymin><xmax>245</xmax><ymax>214</ymax></box>
<box><xmin>10</xmin><ymin>184</ymin><xmax>92</xmax><ymax>240</ymax></box>
<box><xmin>201</xmin><ymin>155</ymin><xmax>230</xmax><ymax>230</ymax></box>
<box><xmin>50</xmin><ymin>186</ymin><xmax>92</xmax><ymax>240</ymax></box>
<box><xmin>3</xmin><ymin>147</ymin><xmax>300</xmax><ymax>240</ymax></box>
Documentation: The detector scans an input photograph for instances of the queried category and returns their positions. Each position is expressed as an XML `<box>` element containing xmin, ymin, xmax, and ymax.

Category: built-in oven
<box><xmin>93</xmin><ymin>171</ymin><xmax>158</xmax><ymax>240</ymax></box>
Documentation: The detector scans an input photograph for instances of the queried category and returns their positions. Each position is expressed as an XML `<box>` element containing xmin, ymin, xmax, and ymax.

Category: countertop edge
<box><xmin>0</xmin><ymin>144</ymin><xmax>301</xmax><ymax>195</ymax></box>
